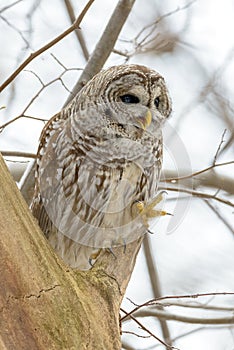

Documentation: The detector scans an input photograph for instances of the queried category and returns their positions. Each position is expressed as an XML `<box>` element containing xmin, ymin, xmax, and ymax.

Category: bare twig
<box><xmin>122</xmin><ymin>292</ymin><xmax>234</xmax><ymax>322</ymax></box>
<box><xmin>0</xmin><ymin>14</ymin><xmax>30</xmax><ymax>47</ymax></box>
<box><xmin>158</xmin><ymin>301</ymin><xmax>234</xmax><ymax>312</ymax></box>
<box><xmin>0</xmin><ymin>0</ymin><xmax>23</xmax><ymax>13</ymax></box>
<box><xmin>160</xmin><ymin>186</ymin><xmax>234</xmax><ymax>208</ymax></box>
<box><xmin>121</xmin><ymin>308</ymin><xmax>179</xmax><ymax>350</ymax></box>
<box><xmin>1</xmin><ymin>151</ymin><xmax>36</xmax><ymax>159</ymax></box>
<box><xmin>0</xmin><ymin>65</ymin><xmax>82</xmax><ymax>133</ymax></box>
<box><xmin>132</xmin><ymin>309</ymin><xmax>234</xmax><ymax>325</ymax></box>
<box><xmin>119</xmin><ymin>0</ymin><xmax>196</xmax><ymax>59</ymax></box>
<box><xmin>0</xmin><ymin>115</ymin><xmax>47</xmax><ymax>133</ymax></box>
<box><xmin>0</xmin><ymin>0</ymin><xmax>95</xmax><ymax>93</ymax></box>
<box><xmin>135</xmin><ymin>1</ymin><xmax>196</xmax><ymax>47</ymax></box>
<box><xmin>161</xmin><ymin>169</ymin><xmax>234</xmax><ymax>197</ymax></box>
<box><xmin>161</xmin><ymin>161</ymin><xmax>234</xmax><ymax>183</ymax></box>
<box><xmin>213</xmin><ymin>129</ymin><xmax>227</xmax><ymax>165</ymax></box>
<box><xmin>121</xmin><ymin>331</ymin><xmax>150</xmax><ymax>338</ymax></box>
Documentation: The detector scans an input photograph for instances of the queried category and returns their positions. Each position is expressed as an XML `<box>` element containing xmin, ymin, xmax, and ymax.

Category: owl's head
<box><xmin>73</xmin><ymin>64</ymin><xmax>172</xmax><ymax>137</ymax></box>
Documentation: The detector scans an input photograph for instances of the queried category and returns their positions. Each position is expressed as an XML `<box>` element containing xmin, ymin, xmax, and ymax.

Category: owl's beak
<box><xmin>138</xmin><ymin>110</ymin><xmax>152</xmax><ymax>130</ymax></box>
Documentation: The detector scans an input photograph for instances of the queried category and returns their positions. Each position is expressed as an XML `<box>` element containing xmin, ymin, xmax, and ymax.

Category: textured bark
<box><xmin>0</xmin><ymin>153</ymin><xmax>142</xmax><ymax>349</ymax></box>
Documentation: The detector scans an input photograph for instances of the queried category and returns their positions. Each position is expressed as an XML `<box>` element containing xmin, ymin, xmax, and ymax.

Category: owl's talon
<box><xmin>107</xmin><ymin>246</ymin><xmax>117</xmax><ymax>259</ymax></box>
<box><xmin>147</xmin><ymin>229</ymin><xmax>154</xmax><ymax>234</ymax></box>
<box><xmin>88</xmin><ymin>258</ymin><xmax>94</xmax><ymax>267</ymax></box>
<box><xmin>133</xmin><ymin>191</ymin><xmax>169</xmax><ymax>228</ymax></box>
<box><xmin>88</xmin><ymin>249</ymin><xmax>101</xmax><ymax>267</ymax></box>
<box><xmin>123</xmin><ymin>239</ymin><xmax>127</xmax><ymax>254</ymax></box>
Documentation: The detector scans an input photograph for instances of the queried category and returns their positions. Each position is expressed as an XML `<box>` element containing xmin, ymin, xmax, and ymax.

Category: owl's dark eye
<box><xmin>120</xmin><ymin>94</ymin><xmax>140</xmax><ymax>104</ymax></box>
<box><xmin>154</xmin><ymin>97</ymin><xmax>160</xmax><ymax>108</ymax></box>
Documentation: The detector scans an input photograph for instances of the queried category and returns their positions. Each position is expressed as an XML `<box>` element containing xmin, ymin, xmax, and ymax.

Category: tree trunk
<box><xmin>0</xmin><ymin>153</ymin><xmax>142</xmax><ymax>349</ymax></box>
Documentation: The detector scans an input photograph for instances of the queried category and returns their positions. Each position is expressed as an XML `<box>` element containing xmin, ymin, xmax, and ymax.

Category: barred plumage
<box><xmin>31</xmin><ymin>64</ymin><xmax>172</xmax><ymax>270</ymax></box>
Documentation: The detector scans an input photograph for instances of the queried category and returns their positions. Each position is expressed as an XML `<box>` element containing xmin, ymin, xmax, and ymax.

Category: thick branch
<box><xmin>0</xmin><ymin>153</ymin><xmax>143</xmax><ymax>349</ymax></box>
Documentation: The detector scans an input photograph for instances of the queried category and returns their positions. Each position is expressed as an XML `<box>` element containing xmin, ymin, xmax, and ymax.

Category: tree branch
<box><xmin>0</xmin><ymin>149</ymin><xmax>147</xmax><ymax>349</ymax></box>
<box><xmin>1</xmin><ymin>151</ymin><xmax>36</xmax><ymax>159</ymax></box>
<box><xmin>161</xmin><ymin>161</ymin><xmax>234</xmax><ymax>184</ymax></box>
<box><xmin>131</xmin><ymin>309</ymin><xmax>234</xmax><ymax>325</ymax></box>
<box><xmin>122</xmin><ymin>291</ymin><xmax>234</xmax><ymax>322</ymax></box>
<box><xmin>159</xmin><ymin>186</ymin><xmax>234</xmax><ymax>208</ymax></box>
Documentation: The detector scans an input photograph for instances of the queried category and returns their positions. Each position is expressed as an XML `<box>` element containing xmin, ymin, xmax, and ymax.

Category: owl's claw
<box><xmin>107</xmin><ymin>246</ymin><xmax>117</xmax><ymax>259</ymax></box>
<box><xmin>147</xmin><ymin>229</ymin><xmax>154</xmax><ymax>234</ymax></box>
<box><xmin>133</xmin><ymin>191</ymin><xmax>170</xmax><ymax>228</ymax></box>
<box><xmin>107</xmin><ymin>238</ymin><xmax>127</xmax><ymax>257</ymax></box>
<box><xmin>88</xmin><ymin>249</ymin><xmax>101</xmax><ymax>267</ymax></box>
<box><xmin>123</xmin><ymin>239</ymin><xmax>127</xmax><ymax>253</ymax></box>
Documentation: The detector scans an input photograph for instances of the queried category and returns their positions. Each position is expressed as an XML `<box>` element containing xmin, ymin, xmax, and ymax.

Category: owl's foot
<box><xmin>88</xmin><ymin>241</ymin><xmax>126</xmax><ymax>267</ymax></box>
<box><xmin>133</xmin><ymin>191</ymin><xmax>170</xmax><ymax>229</ymax></box>
<box><xmin>88</xmin><ymin>249</ymin><xmax>102</xmax><ymax>267</ymax></box>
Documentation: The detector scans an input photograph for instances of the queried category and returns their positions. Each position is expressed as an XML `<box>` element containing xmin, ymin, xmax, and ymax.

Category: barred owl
<box><xmin>31</xmin><ymin>64</ymin><xmax>171</xmax><ymax>270</ymax></box>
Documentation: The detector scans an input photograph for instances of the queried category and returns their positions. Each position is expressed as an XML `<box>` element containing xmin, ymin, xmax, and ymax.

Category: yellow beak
<box><xmin>138</xmin><ymin>110</ymin><xmax>152</xmax><ymax>130</ymax></box>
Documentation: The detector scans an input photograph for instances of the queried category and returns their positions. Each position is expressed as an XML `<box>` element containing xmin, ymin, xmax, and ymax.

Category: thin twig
<box><xmin>132</xmin><ymin>309</ymin><xmax>234</xmax><ymax>325</ymax></box>
<box><xmin>134</xmin><ymin>1</ymin><xmax>196</xmax><ymax>45</ymax></box>
<box><xmin>1</xmin><ymin>151</ymin><xmax>36</xmax><ymax>159</ymax></box>
<box><xmin>161</xmin><ymin>161</ymin><xmax>234</xmax><ymax>183</ymax></box>
<box><xmin>160</xmin><ymin>186</ymin><xmax>234</xmax><ymax>208</ymax></box>
<box><xmin>121</xmin><ymin>308</ymin><xmax>179</xmax><ymax>350</ymax></box>
<box><xmin>0</xmin><ymin>0</ymin><xmax>95</xmax><ymax>93</ymax></box>
<box><xmin>0</xmin><ymin>115</ymin><xmax>47</xmax><ymax>133</ymax></box>
<box><xmin>0</xmin><ymin>0</ymin><xmax>23</xmax><ymax>13</ymax></box>
<box><xmin>0</xmin><ymin>14</ymin><xmax>30</xmax><ymax>47</ymax></box>
<box><xmin>158</xmin><ymin>301</ymin><xmax>234</xmax><ymax>312</ymax></box>
<box><xmin>122</xmin><ymin>292</ymin><xmax>234</xmax><ymax>322</ymax></box>
<box><xmin>121</xmin><ymin>330</ymin><xmax>150</xmax><ymax>338</ymax></box>
<box><xmin>213</xmin><ymin>129</ymin><xmax>227</xmax><ymax>165</ymax></box>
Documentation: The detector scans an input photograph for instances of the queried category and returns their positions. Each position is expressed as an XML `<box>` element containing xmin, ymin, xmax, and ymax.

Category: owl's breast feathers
<box><xmin>32</xmin><ymin>116</ymin><xmax>162</xmax><ymax>250</ymax></box>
